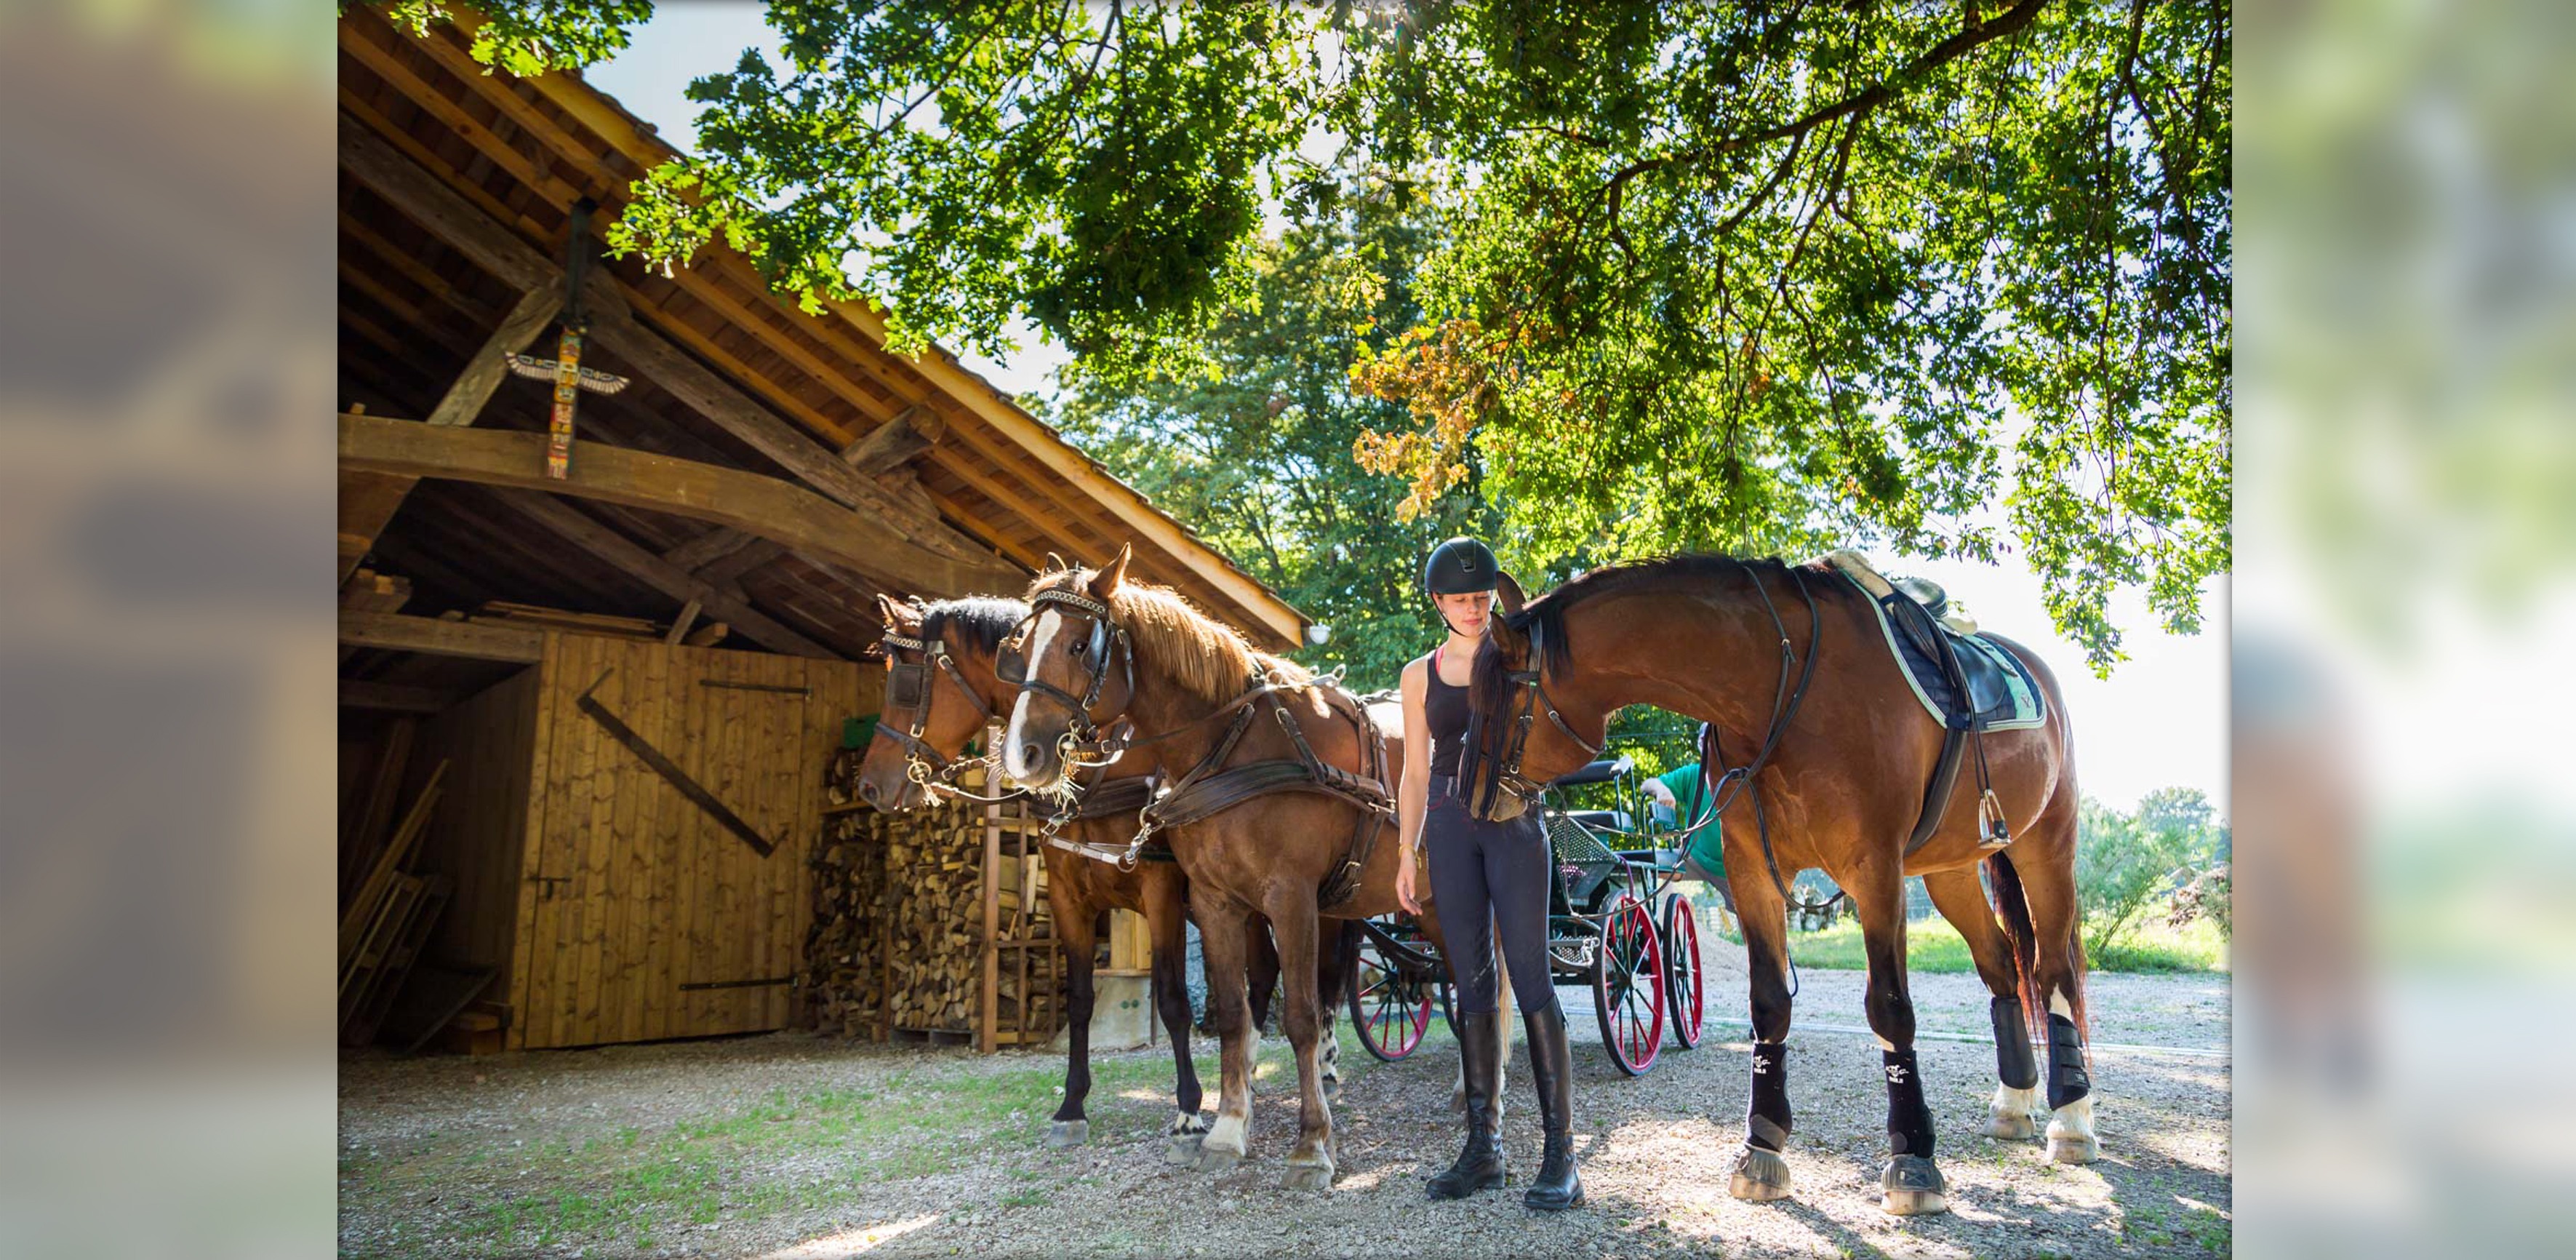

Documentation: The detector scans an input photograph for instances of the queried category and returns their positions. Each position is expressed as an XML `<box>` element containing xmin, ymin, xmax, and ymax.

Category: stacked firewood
<box><xmin>804</xmin><ymin>749</ymin><xmax>991</xmax><ymax>1037</ymax></box>
<box><xmin>880</xmin><ymin>807</ymin><xmax>985</xmax><ymax>1031</ymax></box>
<box><xmin>805</xmin><ymin>805</ymin><xmax>888</xmax><ymax>1039</ymax></box>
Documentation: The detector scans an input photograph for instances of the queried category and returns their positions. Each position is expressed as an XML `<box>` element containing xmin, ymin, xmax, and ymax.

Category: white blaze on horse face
<box><xmin>1001</xmin><ymin>607</ymin><xmax>1068</xmax><ymax>784</ymax></box>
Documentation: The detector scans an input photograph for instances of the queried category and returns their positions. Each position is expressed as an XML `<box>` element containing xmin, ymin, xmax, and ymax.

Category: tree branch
<box><xmin>1593</xmin><ymin>0</ymin><xmax>2055</xmax><ymax>220</ymax></box>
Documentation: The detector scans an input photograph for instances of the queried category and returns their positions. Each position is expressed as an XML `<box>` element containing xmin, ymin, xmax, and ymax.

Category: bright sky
<box><xmin>585</xmin><ymin>7</ymin><xmax>2231</xmax><ymax>816</ymax></box>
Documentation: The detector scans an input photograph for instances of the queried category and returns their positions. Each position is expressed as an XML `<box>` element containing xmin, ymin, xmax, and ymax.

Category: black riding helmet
<box><xmin>1422</xmin><ymin>536</ymin><xmax>1501</xmax><ymax>597</ymax></box>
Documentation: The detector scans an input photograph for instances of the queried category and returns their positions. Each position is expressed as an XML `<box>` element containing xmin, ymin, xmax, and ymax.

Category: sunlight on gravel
<box><xmin>340</xmin><ymin>930</ymin><xmax>2228</xmax><ymax>1259</ymax></box>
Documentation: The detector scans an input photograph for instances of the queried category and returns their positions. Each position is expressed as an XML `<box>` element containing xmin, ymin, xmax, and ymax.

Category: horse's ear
<box><xmin>1495</xmin><ymin>570</ymin><xmax>1527</xmax><ymax>617</ymax></box>
<box><xmin>874</xmin><ymin>593</ymin><xmax>916</xmax><ymax>629</ymax></box>
<box><xmin>1091</xmin><ymin>543</ymin><xmax>1133</xmax><ymax>599</ymax></box>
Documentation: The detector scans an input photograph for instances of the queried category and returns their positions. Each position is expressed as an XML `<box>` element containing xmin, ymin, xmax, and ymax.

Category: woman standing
<box><xmin>1395</xmin><ymin>536</ymin><xmax>1583</xmax><ymax>1210</ymax></box>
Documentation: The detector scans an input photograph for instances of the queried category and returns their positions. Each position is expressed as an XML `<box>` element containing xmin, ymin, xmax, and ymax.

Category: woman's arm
<box><xmin>1396</xmin><ymin>656</ymin><xmax>1431</xmax><ymax>914</ymax></box>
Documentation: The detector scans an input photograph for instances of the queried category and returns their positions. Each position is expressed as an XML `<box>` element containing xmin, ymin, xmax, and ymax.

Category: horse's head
<box><xmin>1000</xmin><ymin>544</ymin><xmax>1137</xmax><ymax>794</ymax></box>
<box><xmin>856</xmin><ymin>592</ymin><xmax>1010</xmax><ymax>811</ymax></box>
<box><xmin>1464</xmin><ymin>570</ymin><xmax>1600</xmax><ymax>820</ymax></box>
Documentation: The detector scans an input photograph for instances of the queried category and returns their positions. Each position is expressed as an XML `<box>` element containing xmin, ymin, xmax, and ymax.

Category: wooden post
<box><xmin>980</xmin><ymin>794</ymin><xmax>1002</xmax><ymax>1054</ymax></box>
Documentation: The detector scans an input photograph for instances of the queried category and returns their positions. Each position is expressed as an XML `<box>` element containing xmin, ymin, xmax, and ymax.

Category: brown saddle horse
<box><xmin>999</xmin><ymin>547</ymin><xmax>1444</xmax><ymax>1192</ymax></box>
<box><xmin>852</xmin><ymin>594</ymin><xmax>1345</xmax><ymax>1160</ymax></box>
<box><xmin>1458</xmin><ymin>554</ymin><xmax>2097</xmax><ymax>1217</ymax></box>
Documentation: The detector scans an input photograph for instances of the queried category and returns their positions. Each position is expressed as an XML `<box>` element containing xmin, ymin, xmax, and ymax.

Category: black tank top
<box><xmin>1425</xmin><ymin>645</ymin><xmax>1471</xmax><ymax>781</ymax></box>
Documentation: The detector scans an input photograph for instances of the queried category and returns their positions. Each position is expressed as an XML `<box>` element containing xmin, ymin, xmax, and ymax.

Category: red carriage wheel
<box><xmin>1661</xmin><ymin>891</ymin><xmax>1706</xmax><ymax>1049</ymax></box>
<box><xmin>1591</xmin><ymin>893</ymin><xmax>1666</xmax><ymax>1075</ymax></box>
<box><xmin>1348</xmin><ymin>930</ymin><xmax>1433</xmax><ymax>1062</ymax></box>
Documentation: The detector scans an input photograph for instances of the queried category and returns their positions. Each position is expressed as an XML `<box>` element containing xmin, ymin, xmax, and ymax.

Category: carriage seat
<box><xmin>1563</xmin><ymin>808</ymin><xmax>1633</xmax><ymax>833</ymax></box>
<box><xmin>1548</xmin><ymin>755</ymin><xmax>1631</xmax><ymax>788</ymax></box>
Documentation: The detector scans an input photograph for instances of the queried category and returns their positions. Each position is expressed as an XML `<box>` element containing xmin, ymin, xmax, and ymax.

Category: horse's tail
<box><xmin>1984</xmin><ymin>848</ymin><xmax>2047</xmax><ymax>1045</ymax></box>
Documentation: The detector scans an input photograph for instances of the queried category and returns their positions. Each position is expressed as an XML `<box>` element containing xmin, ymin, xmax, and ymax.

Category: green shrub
<box><xmin>2077</xmin><ymin>789</ymin><xmax>2228</xmax><ymax>959</ymax></box>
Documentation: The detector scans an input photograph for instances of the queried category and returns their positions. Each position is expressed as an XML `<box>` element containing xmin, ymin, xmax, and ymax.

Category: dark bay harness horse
<box><xmin>1459</xmin><ymin>555</ymin><xmax>2095</xmax><ymax>1216</ymax></box>
<box><xmin>853</xmin><ymin>594</ymin><xmax>1341</xmax><ymax>1157</ymax></box>
<box><xmin>999</xmin><ymin>547</ymin><xmax>1441</xmax><ymax>1192</ymax></box>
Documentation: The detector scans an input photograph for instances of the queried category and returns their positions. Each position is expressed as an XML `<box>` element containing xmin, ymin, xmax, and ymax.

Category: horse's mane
<box><xmin>1032</xmin><ymin>568</ymin><xmax>1308</xmax><ymax>707</ymax></box>
<box><xmin>1466</xmin><ymin>553</ymin><xmax>1820</xmax><ymax>778</ymax></box>
<box><xmin>919</xmin><ymin>596</ymin><xmax>1028</xmax><ymax>659</ymax></box>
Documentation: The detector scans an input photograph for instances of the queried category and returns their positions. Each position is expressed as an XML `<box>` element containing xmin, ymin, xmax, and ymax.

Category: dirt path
<box><xmin>340</xmin><ymin>949</ymin><xmax>2229</xmax><ymax>1259</ymax></box>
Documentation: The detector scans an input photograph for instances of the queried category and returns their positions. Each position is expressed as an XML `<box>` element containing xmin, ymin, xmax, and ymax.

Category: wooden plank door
<box><xmin>515</xmin><ymin>634</ymin><xmax>860</xmax><ymax>1048</ymax></box>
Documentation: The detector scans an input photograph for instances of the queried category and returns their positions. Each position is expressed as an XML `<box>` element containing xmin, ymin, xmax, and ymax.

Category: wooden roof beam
<box><xmin>339</xmin><ymin>410</ymin><xmax>1012</xmax><ymax>596</ymax></box>
<box><xmin>496</xmin><ymin>490</ymin><xmax>838</xmax><ymax>659</ymax></box>
<box><xmin>341</xmin><ymin>610</ymin><xmax>544</xmax><ymax>663</ymax></box>
<box><xmin>336</xmin><ymin>120</ymin><xmax>1017</xmax><ymax>589</ymax></box>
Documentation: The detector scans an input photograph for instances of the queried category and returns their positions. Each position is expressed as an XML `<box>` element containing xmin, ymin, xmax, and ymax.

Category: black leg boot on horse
<box><xmin>1522</xmin><ymin>1003</ymin><xmax>1585</xmax><ymax>1211</ymax></box>
<box><xmin>1425</xmin><ymin>1010</ymin><xmax>1507</xmax><ymax>1198</ymax></box>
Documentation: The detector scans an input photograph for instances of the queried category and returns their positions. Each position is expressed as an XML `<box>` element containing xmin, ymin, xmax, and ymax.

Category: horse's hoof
<box><xmin>1323</xmin><ymin>1077</ymin><xmax>1342</xmax><ymax>1104</ymax></box>
<box><xmin>1728</xmin><ymin>1144</ymin><xmax>1793</xmax><ymax>1201</ymax></box>
<box><xmin>1194</xmin><ymin>1144</ymin><xmax>1242</xmax><ymax>1174</ymax></box>
<box><xmin>1164</xmin><ymin>1133</ymin><xmax>1205</xmax><ymax>1165</ymax></box>
<box><xmin>1281</xmin><ymin>1159</ymin><xmax>1335</xmax><ymax>1192</ymax></box>
<box><xmin>1982</xmin><ymin>1107</ymin><xmax>2038</xmax><ymax>1141</ymax></box>
<box><xmin>2047</xmin><ymin>1132</ymin><xmax>2100</xmax><ymax>1164</ymax></box>
<box><xmin>1043</xmin><ymin>1120</ymin><xmax>1088</xmax><ymax>1148</ymax></box>
<box><xmin>1880</xmin><ymin>1155</ymin><xmax>1949</xmax><ymax>1216</ymax></box>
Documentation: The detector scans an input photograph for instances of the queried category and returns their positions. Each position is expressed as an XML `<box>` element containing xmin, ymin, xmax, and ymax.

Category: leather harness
<box><xmin>1004</xmin><ymin>586</ymin><xmax>1396</xmax><ymax>909</ymax></box>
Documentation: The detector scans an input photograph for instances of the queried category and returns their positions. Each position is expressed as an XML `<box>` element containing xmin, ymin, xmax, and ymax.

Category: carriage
<box><xmin>1343</xmin><ymin>754</ymin><xmax>1713</xmax><ymax>1075</ymax></box>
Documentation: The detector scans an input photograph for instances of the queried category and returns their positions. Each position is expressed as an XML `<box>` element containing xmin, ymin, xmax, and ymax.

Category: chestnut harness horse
<box><xmin>997</xmin><ymin>586</ymin><xmax>1395</xmax><ymax>909</ymax></box>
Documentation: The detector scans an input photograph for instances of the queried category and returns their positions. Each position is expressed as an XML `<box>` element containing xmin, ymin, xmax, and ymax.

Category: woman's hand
<box><xmin>1396</xmin><ymin>849</ymin><xmax>1422</xmax><ymax>916</ymax></box>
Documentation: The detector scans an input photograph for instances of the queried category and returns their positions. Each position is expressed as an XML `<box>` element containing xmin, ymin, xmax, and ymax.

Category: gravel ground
<box><xmin>340</xmin><ymin>942</ymin><xmax>2229</xmax><ymax>1259</ymax></box>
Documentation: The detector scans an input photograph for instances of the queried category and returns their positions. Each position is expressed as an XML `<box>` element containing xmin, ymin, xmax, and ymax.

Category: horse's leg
<box><xmin>1145</xmin><ymin>866</ymin><xmax>1209</xmax><ymax>1163</ymax></box>
<box><xmin>1850</xmin><ymin>859</ymin><xmax>1948</xmax><ymax>1216</ymax></box>
<box><xmin>1247</xmin><ymin>912</ymin><xmax>1282</xmax><ymax>1034</ymax></box>
<box><xmin>1727</xmin><ymin>851</ymin><xmax>1799</xmax><ymax>1202</ymax></box>
<box><xmin>1046</xmin><ymin>872</ymin><xmax>1100</xmax><ymax>1148</ymax></box>
<box><xmin>1264</xmin><ymin>881</ymin><xmax>1336</xmax><ymax>1191</ymax></box>
<box><xmin>1314</xmin><ymin>919</ymin><xmax>1351</xmax><ymax>1102</ymax></box>
<box><xmin>1924</xmin><ymin>867</ymin><xmax>2043</xmax><ymax>1141</ymax></box>
<box><xmin>2009</xmin><ymin>792</ymin><xmax>2100</xmax><ymax>1163</ymax></box>
<box><xmin>1191</xmin><ymin>885</ymin><xmax>1259</xmax><ymax>1173</ymax></box>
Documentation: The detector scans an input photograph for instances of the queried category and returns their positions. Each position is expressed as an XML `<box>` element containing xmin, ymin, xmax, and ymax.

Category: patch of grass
<box><xmin>1712</xmin><ymin>916</ymin><xmax>1980</xmax><ymax>973</ymax></box>
<box><xmin>1710</xmin><ymin>911</ymin><xmax>2226</xmax><ymax>973</ymax></box>
<box><xmin>2090</xmin><ymin>916</ymin><xmax>2228</xmax><ymax>973</ymax></box>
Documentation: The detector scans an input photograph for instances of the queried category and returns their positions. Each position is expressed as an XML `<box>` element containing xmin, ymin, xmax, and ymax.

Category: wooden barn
<box><xmin>334</xmin><ymin>7</ymin><xmax>1305</xmax><ymax>1053</ymax></box>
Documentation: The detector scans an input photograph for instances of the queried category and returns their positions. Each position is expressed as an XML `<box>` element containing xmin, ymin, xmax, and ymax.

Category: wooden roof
<box><xmin>335</xmin><ymin>7</ymin><xmax>1305</xmax><ymax>661</ymax></box>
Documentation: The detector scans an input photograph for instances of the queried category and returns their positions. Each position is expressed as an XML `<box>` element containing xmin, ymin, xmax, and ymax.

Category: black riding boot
<box><xmin>1426</xmin><ymin>1010</ymin><xmax>1507</xmax><ymax>1198</ymax></box>
<box><xmin>1523</xmin><ymin>1003</ymin><xmax>1585</xmax><ymax>1211</ymax></box>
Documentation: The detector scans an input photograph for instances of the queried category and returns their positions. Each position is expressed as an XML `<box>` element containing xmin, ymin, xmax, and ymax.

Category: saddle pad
<box><xmin>1839</xmin><ymin>570</ymin><xmax>2048</xmax><ymax>733</ymax></box>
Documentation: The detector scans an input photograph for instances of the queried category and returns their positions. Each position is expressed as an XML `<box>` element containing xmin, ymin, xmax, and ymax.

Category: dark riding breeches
<box><xmin>1423</xmin><ymin>786</ymin><xmax>1560</xmax><ymax>1018</ymax></box>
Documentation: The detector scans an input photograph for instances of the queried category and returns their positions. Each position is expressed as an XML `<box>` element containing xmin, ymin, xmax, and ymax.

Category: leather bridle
<box><xmin>997</xmin><ymin>587</ymin><xmax>1137</xmax><ymax>769</ymax></box>
<box><xmin>1466</xmin><ymin>613</ymin><xmax>1606</xmax><ymax>821</ymax></box>
<box><xmin>877</xmin><ymin>625</ymin><xmax>1004</xmax><ymax>800</ymax></box>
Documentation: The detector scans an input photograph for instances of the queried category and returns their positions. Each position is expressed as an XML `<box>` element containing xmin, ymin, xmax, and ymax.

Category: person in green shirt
<box><xmin>1640</xmin><ymin>725</ymin><xmax>1738</xmax><ymax>913</ymax></box>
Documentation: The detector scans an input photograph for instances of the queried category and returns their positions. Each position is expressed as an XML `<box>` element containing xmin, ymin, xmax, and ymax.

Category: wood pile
<box><xmin>805</xmin><ymin>802</ymin><xmax>889</xmax><ymax>1039</ymax></box>
<box><xmin>804</xmin><ymin>750</ymin><xmax>1059</xmax><ymax>1042</ymax></box>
